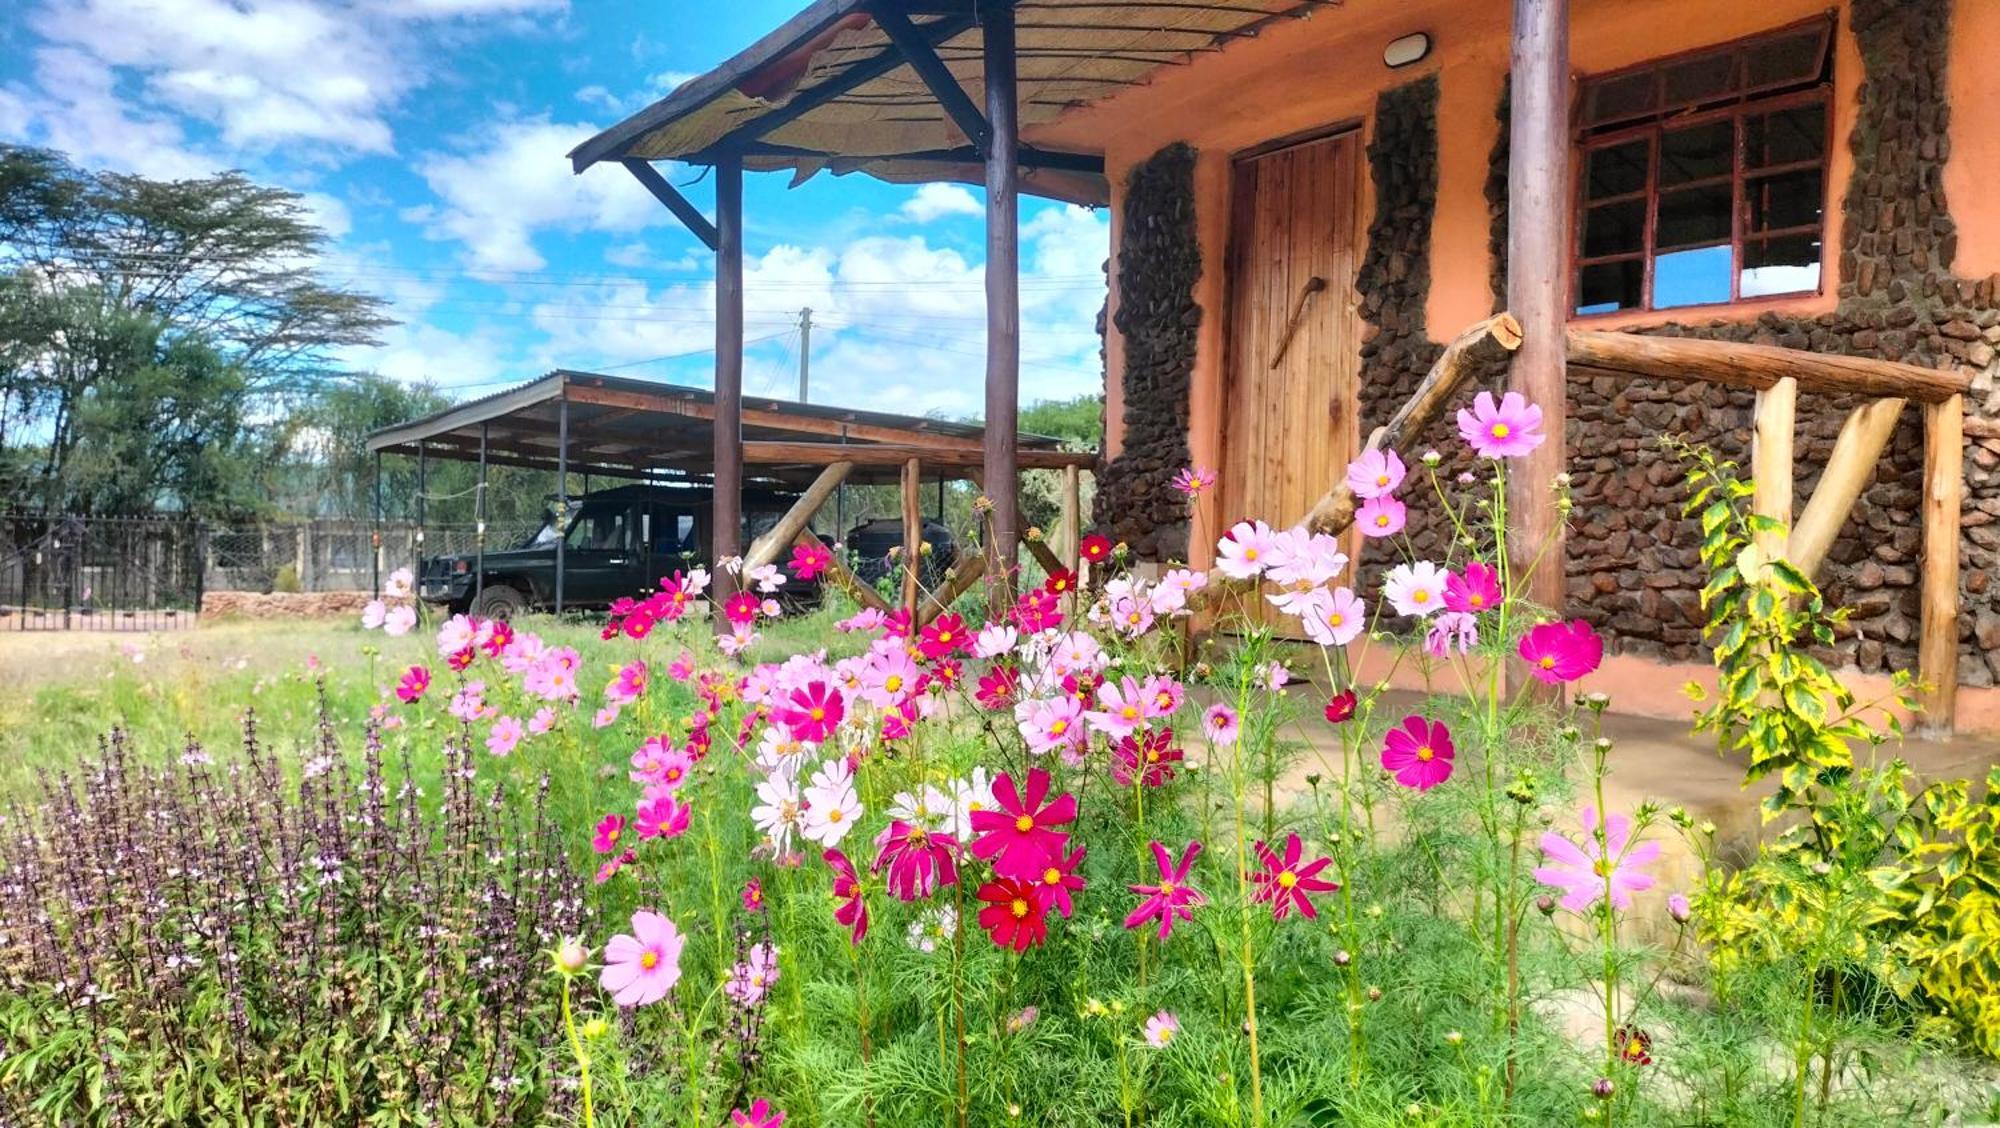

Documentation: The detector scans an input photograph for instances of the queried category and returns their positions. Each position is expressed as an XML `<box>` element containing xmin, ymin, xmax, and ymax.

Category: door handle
<box><xmin>1270</xmin><ymin>276</ymin><xmax>1328</xmax><ymax>369</ymax></box>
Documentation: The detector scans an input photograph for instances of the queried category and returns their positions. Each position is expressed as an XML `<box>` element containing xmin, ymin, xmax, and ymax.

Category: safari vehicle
<box><xmin>416</xmin><ymin>484</ymin><xmax>825</xmax><ymax>619</ymax></box>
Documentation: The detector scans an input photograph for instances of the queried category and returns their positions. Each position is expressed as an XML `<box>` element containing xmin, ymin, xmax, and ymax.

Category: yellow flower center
<box><xmin>1010</xmin><ymin>898</ymin><xmax>1029</xmax><ymax>919</ymax></box>
<box><xmin>1244</xmin><ymin>547</ymin><xmax>1259</xmax><ymax>561</ymax></box>
<box><xmin>939</xmin><ymin>631</ymin><xmax>953</xmax><ymax>643</ymax></box>
<box><xmin>1121</xmin><ymin>706</ymin><xmax>1140</xmax><ymax>720</ymax></box>
<box><xmin>1492</xmin><ymin>423</ymin><xmax>1511</xmax><ymax>439</ymax></box>
<box><xmin>885</xmin><ymin>675</ymin><xmax>903</xmax><ymax>692</ymax></box>
<box><xmin>1376</xmin><ymin>474</ymin><xmax>1390</xmax><ymax>486</ymax></box>
<box><xmin>1015</xmin><ymin>814</ymin><xmax>1035</xmax><ymax>832</ymax></box>
<box><xmin>1050</xmin><ymin>719</ymin><xmax>1068</xmax><ymax>736</ymax></box>
<box><xmin>1540</xmin><ymin>656</ymin><xmax>1557</xmax><ymax>669</ymax></box>
<box><xmin>809</xmin><ymin>706</ymin><xmax>825</xmax><ymax>721</ymax></box>
<box><xmin>1413</xmin><ymin>590</ymin><xmax>1430</xmax><ymax>604</ymax></box>
<box><xmin>1416</xmin><ymin>745</ymin><xmax>1434</xmax><ymax>762</ymax></box>
<box><xmin>1145</xmin><ymin>749</ymin><xmax>1161</xmax><ymax>763</ymax></box>
<box><xmin>1593</xmin><ymin>858</ymin><xmax>1613</xmax><ymax>877</ymax></box>
<box><xmin>1159</xmin><ymin>881</ymin><xmax>1176</xmax><ymax>894</ymax></box>
<box><xmin>640</xmin><ymin>951</ymin><xmax>658</xmax><ymax>970</ymax></box>
<box><xmin>1329</xmin><ymin>613</ymin><xmax>1345</xmax><ymax>627</ymax></box>
<box><xmin>827</xmin><ymin>808</ymin><xmax>844</xmax><ymax>823</ymax></box>
<box><xmin>1375</xmin><ymin>514</ymin><xmax>1390</xmax><ymax>527</ymax></box>
<box><xmin>1278</xmin><ymin>871</ymin><xmax>1297</xmax><ymax>889</ymax></box>
<box><xmin>1043</xmin><ymin>867</ymin><xmax>1061</xmax><ymax>884</ymax></box>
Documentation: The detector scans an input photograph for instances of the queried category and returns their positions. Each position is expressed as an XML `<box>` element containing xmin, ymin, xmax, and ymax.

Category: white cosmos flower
<box><xmin>801</xmin><ymin>759</ymin><xmax>863</xmax><ymax>848</ymax></box>
<box><xmin>750</xmin><ymin>773</ymin><xmax>803</xmax><ymax>854</ymax></box>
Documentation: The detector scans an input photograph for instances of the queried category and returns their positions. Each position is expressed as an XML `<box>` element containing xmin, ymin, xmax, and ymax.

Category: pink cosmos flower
<box><xmin>1444</xmin><ymin>561</ymin><xmax>1502</xmax><ymax>614</ymax></box>
<box><xmin>1247</xmin><ymin>833</ymin><xmax>1340</xmax><ymax>921</ymax></box>
<box><xmin>1380</xmin><ymin>715</ymin><xmax>1455</xmax><ymax>790</ymax></box>
<box><xmin>975</xmin><ymin>664</ymin><xmax>1020</xmax><ymax>711</ymax></box>
<box><xmin>731</xmin><ymin>1099</ymin><xmax>785</xmax><ymax>1128</ymax></box>
<box><xmin>1011</xmin><ymin>588</ymin><xmax>1063</xmax><ymax>633</ymax></box>
<box><xmin>606</xmin><ymin>660</ymin><xmax>649</xmax><ymax>706</ymax></box>
<box><xmin>724</xmin><ymin>942</ymin><xmax>780</xmax><ymax>1006</ymax></box>
<box><xmin>1124</xmin><ymin>840</ymin><xmax>1205</xmax><ymax>940</ymax></box>
<box><xmin>1112</xmin><ymin>728</ymin><xmax>1183</xmax><ymax>788</ymax></box>
<box><xmin>636</xmin><ymin>793</ymin><xmax>691</xmax><ymax>840</ymax></box>
<box><xmin>790</xmin><ymin>540</ymin><xmax>832</xmax><ymax>580</ymax></box>
<box><xmin>1140</xmin><ymin>674</ymin><xmax>1184</xmax><ymax>717</ymax></box>
<box><xmin>595</xmin><ymin>849</ymin><xmax>635</xmax><ymax>884</ymax></box>
<box><xmin>1533</xmin><ymin>807</ymin><xmax>1661</xmax><ymax>912</ymax></box>
<box><xmin>969</xmin><ymin>766</ymin><xmax>1077</xmax><ymax>882</ymax></box>
<box><xmin>1018</xmin><ymin>695</ymin><xmax>1086</xmax><ymax>757</ymax></box>
<box><xmin>1085</xmin><ymin>675</ymin><xmax>1151</xmax><ymax>739</ymax></box>
<box><xmin>1107</xmin><ymin>594</ymin><xmax>1156</xmax><ymax>638</ymax></box>
<box><xmin>632</xmin><ymin>737</ymin><xmax>695</xmax><ymax>790</ymax></box>
<box><xmin>871</xmin><ymin>820</ymin><xmax>960</xmax><ymax>902</ymax></box>
<box><xmin>361</xmin><ymin>600</ymin><xmax>387</xmax><ymax>630</ymax></box>
<box><xmin>1300</xmin><ymin>587</ymin><xmax>1366</xmax><ymax>648</ymax></box>
<box><xmin>486</xmin><ymin>715</ymin><xmax>523</xmax><ymax>757</ymax></box>
<box><xmin>383</xmin><ymin>604</ymin><xmax>417</xmax><ymax>636</ymax></box>
<box><xmin>1355</xmin><ymin>495</ymin><xmax>1407</xmax><ymax>539</ymax></box>
<box><xmin>1346</xmin><ymin>449</ymin><xmax>1407</xmax><ymax>499</ymax></box>
<box><xmin>395</xmin><ymin>665</ymin><xmax>431</xmax><ymax>704</ymax></box>
<box><xmin>1457</xmin><ymin>390</ymin><xmax>1546</xmax><ymax>459</ymax></box>
<box><xmin>528</xmin><ymin>706</ymin><xmax>557</xmax><ymax>735</ymax></box>
<box><xmin>1518</xmin><ymin>619</ymin><xmax>1604</xmax><ymax>683</ymax></box>
<box><xmin>975</xmin><ymin>623</ymin><xmax>1018</xmax><ymax>659</ymax></box>
<box><xmin>779</xmin><ymin>680</ymin><xmax>845</xmax><ymax>744</ymax></box>
<box><xmin>1143</xmin><ymin>1011</ymin><xmax>1181</xmax><ymax>1048</ymax></box>
<box><xmin>836</xmin><ymin>607</ymin><xmax>888</xmax><ymax>633</ymax></box>
<box><xmin>668</xmin><ymin>650</ymin><xmax>697</xmax><ymax>681</ymax></box>
<box><xmin>1216</xmin><ymin>519</ymin><xmax>1277</xmax><ymax>580</ymax></box>
<box><xmin>825</xmin><ymin>848</ymin><xmax>869</xmax><ymax>945</ymax></box>
<box><xmin>1036</xmin><ymin>842</ymin><xmax>1087</xmax><ymax>918</ymax></box>
<box><xmin>1383</xmin><ymin>560</ymin><xmax>1449</xmax><ymax>618</ymax></box>
<box><xmin>383</xmin><ymin>567</ymin><xmax>414</xmax><ymax>599</ymax></box>
<box><xmin>1202</xmin><ymin>703</ymin><xmax>1240</xmax><ymax>746</ymax></box>
<box><xmin>743</xmin><ymin>879</ymin><xmax>766</xmax><ymax>913</ymax></box>
<box><xmin>592</xmin><ymin>813</ymin><xmax>629</xmax><ymax>854</ymax></box>
<box><xmin>1424</xmin><ymin>611</ymin><xmax>1480</xmax><ymax>658</ymax></box>
<box><xmin>600</xmin><ymin>910</ymin><xmax>685</xmax><ymax>1007</ymax></box>
<box><xmin>593</xmin><ymin>704</ymin><xmax>621</xmax><ymax>729</ymax></box>
<box><xmin>723</xmin><ymin>591</ymin><xmax>761</xmax><ymax>626</ymax></box>
<box><xmin>1171</xmin><ymin>466</ymin><xmax>1217</xmax><ymax>499</ymax></box>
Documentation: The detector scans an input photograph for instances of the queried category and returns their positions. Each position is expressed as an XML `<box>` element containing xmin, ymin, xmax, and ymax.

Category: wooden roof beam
<box><xmin>561</xmin><ymin>381</ymin><xmax>997</xmax><ymax>450</ymax></box>
<box><xmin>870</xmin><ymin>2</ymin><xmax>991</xmax><ymax>152</ymax></box>
<box><xmin>621</xmin><ymin>160</ymin><xmax>719</xmax><ymax>250</ymax></box>
<box><xmin>744</xmin><ymin>440</ymin><xmax>1093</xmax><ymax>469</ymax></box>
<box><xmin>1566</xmin><ymin>330</ymin><xmax>1973</xmax><ymax>403</ymax></box>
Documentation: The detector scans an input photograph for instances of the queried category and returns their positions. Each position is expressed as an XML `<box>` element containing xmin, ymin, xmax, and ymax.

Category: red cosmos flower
<box><xmin>969</xmin><ymin>767</ymin><xmax>1078</xmax><ymax>881</ymax></box>
<box><xmin>1010</xmin><ymin>588</ymin><xmax>1062</xmax><ymax>633</ymax></box>
<box><xmin>395</xmin><ymin>664</ymin><xmax>431</xmax><ymax>704</ymax></box>
<box><xmin>1518</xmin><ymin>619</ymin><xmax>1604</xmax><ymax>684</ymax></box>
<box><xmin>1079</xmin><ymin>534</ymin><xmax>1113</xmax><ymax>564</ymax></box>
<box><xmin>870</xmin><ymin>821</ymin><xmax>959</xmax><ymax>901</ymax></box>
<box><xmin>724</xmin><ymin>591</ymin><xmax>761</xmax><ymax>626</ymax></box>
<box><xmin>779</xmin><ymin>680</ymin><xmax>844</xmax><ymax>743</ymax></box>
<box><xmin>789</xmin><ymin>540</ymin><xmax>833</xmax><ymax>580</ymax></box>
<box><xmin>929</xmin><ymin>658</ymin><xmax>964</xmax><ymax>691</ymax></box>
<box><xmin>824</xmin><ymin>848</ymin><xmax>868</xmax><ymax>945</ymax></box>
<box><xmin>1124</xmin><ymin>840</ymin><xmax>1205</xmax><ymax>940</ymax></box>
<box><xmin>447</xmin><ymin>646</ymin><xmax>476</xmax><ymax>672</ymax></box>
<box><xmin>976</xmin><ymin>878</ymin><xmax>1050</xmax><ymax>951</ymax></box>
<box><xmin>919</xmin><ymin>612</ymin><xmax>970</xmax><ymax>659</ymax></box>
<box><xmin>1323</xmin><ymin>688</ymin><xmax>1358</xmax><ymax>724</ymax></box>
<box><xmin>1036</xmin><ymin>843</ymin><xmax>1087</xmax><ymax>918</ymax></box>
<box><xmin>975</xmin><ymin>664</ymin><xmax>1021</xmax><ymax>711</ymax></box>
<box><xmin>1043</xmin><ymin>569</ymin><xmax>1078</xmax><ymax>597</ymax></box>
<box><xmin>1246</xmin><ymin>833</ymin><xmax>1340</xmax><ymax>921</ymax></box>
<box><xmin>1112</xmin><ymin>728</ymin><xmax>1183</xmax><ymax>788</ymax></box>
<box><xmin>1614</xmin><ymin>1025</ymin><xmax>1653</xmax><ymax>1067</ymax></box>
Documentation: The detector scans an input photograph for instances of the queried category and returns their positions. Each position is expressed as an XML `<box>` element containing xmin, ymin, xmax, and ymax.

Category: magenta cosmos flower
<box><xmin>969</xmin><ymin>766</ymin><xmax>1077</xmax><ymax>882</ymax></box>
<box><xmin>636</xmin><ymin>792</ymin><xmax>689</xmax><ymax>840</ymax></box>
<box><xmin>1202</xmin><ymin>703</ymin><xmax>1240</xmax><ymax>746</ymax></box>
<box><xmin>1037</xmin><ymin>842</ymin><xmax>1088</xmax><ymax>918</ymax></box>
<box><xmin>1444</xmin><ymin>561</ymin><xmax>1502</xmax><ymax>614</ymax></box>
<box><xmin>825</xmin><ymin>848</ymin><xmax>869</xmax><ymax>945</ymax></box>
<box><xmin>871</xmin><ymin>820</ymin><xmax>959</xmax><ymax>902</ymax></box>
<box><xmin>1518</xmin><ymin>619</ymin><xmax>1604</xmax><ymax>683</ymax></box>
<box><xmin>779</xmin><ymin>680</ymin><xmax>845</xmax><ymax>743</ymax></box>
<box><xmin>1380</xmin><ymin>715</ymin><xmax>1455</xmax><ymax>790</ymax></box>
<box><xmin>592</xmin><ymin>813</ymin><xmax>629</xmax><ymax>854</ymax></box>
<box><xmin>976</xmin><ymin>878</ymin><xmax>1050</xmax><ymax>951</ymax></box>
<box><xmin>1533</xmin><ymin>807</ymin><xmax>1661</xmax><ymax>912</ymax></box>
<box><xmin>1124</xmin><ymin>840</ymin><xmax>1206</xmax><ymax>940</ymax></box>
<box><xmin>1457</xmin><ymin>390</ymin><xmax>1545</xmax><ymax>459</ymax></box>
<box><xmin>395</xmin><ymin>664</ymin><xmax>431</xmax><ymax>703</ymax></box>
<box><xmin>1247</xmin><ymin>833</ymin><xmax>1340</xmax><ymax>921</ymax></box>
<box><xmin>600</xmin><ymin>909</ymin><xmax>685</xmax><ymax>1007</ymax></box>
<box><xmin>731</xmin><ymin>1098</ymin><xmax>786</xmax><ymax>1128</ymax></box>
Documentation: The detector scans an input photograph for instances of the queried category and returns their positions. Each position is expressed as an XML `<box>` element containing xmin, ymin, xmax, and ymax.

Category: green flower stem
<box><xmin>560</xmin><ymin>976</ymin><xmax>595</xmax><ymax>1128</ymax></box>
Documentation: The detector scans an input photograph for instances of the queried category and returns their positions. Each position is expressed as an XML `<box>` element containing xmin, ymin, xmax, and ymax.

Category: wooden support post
<box><xmin>1919</xmin><ymin>393</ymin><xmax>1963</xmax><ymax>736</ymax></box>
<box><xmin>476</xmin><ymin>422</ymin><xmax>488</xmax><ymax>601</ymax></box>
<box><xmin>1751</xmin><ymin>376</ymin><xmax>1797</xmax><ymax>563</ymax></box>
<box><xmin>981</xmin><ymin>0</ymin><xmax>1021</xmax><ymax>607</ymax></box>
<box><xmin>1305</xmin><ymin>312</ymin><xmax>1521</xmax><ymax>532</ymax></box>
<box><xmin>1788</xmin><ymin>397</ymin><xmax>1905</xmax><ymax>579</ymax></box>
<box><xmin>1061</xmin><ymin>464</ymin><xmax>1082</xmax><ymax>575</ymax></box>
<box><xmin>901</xmin><ymin>457</ymin><xmax>923</xmax><ymax>616</ymax></box>
<box><xmin>800</xmin><ymin>530</ymin><xmax>891</xmax><ymax>614</ymax></box>
<box><xmin>554</xmin><ymin>397</ymin><xmax>568</xmax><ymax>614</ymax></box>
<box><xmin>743</xmin><ymin>461</ymin><xmax>853</xmax><ymax>571</ymax></box>
<box><xmin>1568</xmin><ymin>330</ymin><xmax>1971</xmax><ymax>403</ymax></box>
<box><xmin>713</xmin><ymin>155</ymin><xmax>745</xmax><ymax>633</ymax></box>
<box><xmin>1505</xmin><ymin>0</ymin><xmax>1568</xmax><ymax>626</ymax></box>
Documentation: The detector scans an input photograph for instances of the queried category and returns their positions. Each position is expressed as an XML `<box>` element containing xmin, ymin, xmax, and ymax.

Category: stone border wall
<box><xmin>1094</xmin><ymin>142</ymin><xmax>1202</xmax><ymax>561</ymax></box>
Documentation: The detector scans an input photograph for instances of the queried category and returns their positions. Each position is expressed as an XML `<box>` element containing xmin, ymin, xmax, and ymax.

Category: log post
<box><xmin>901</xmin><ymin>457</ymin><xmax>923</xmax><ymax>616</ymax></box>
<box><xmin>800</xmin><ymin>529</ymin><xmax>891</xmax><ymax>614</ymax></box>
<box><xmin>1751</xmin><ymin>376</ymin><xmax>1797</xmax><ymax>563</ymax></box>
<box><xmin>1304</xmin><ymin>312</ymin><xmax>1521</xmax><ymax>533</ymax></box>
<box><xmin>919</xmin><ymin>553</ymin><xmax>988</xmax><ymax>626</ymax></box>
<box><xmin>1016</xmin><ymin>502</ymin><xmax>1066</xmax><ymax>579</ymax></box>
<box><xmin>742</xmin><ymin>461</ymin><xmax>854</xmax><ymax>571</ymax></box>
<box><xmin>713</xmin><ymin>154</ymin><xmax>746</xmax><ymax>634</ymax></box>
<box><xmin>981</xmin><ymin>0</ymin><xmax>1021</xmax><ymax>607</ymax></box>
<box><xmin>1788</xmin><ymin>397</ymin><xmax>1905</xmax><ymax>579</ymax></box>
<box><xmin>1505</xmin><ymin>0</ymin><xmax>1568</xmax><ymax>628</ymax></box>
<box><xmin>1919</xmin><ymin>393</ymin><xmax>1963</xmax><ymax>736</ymax></box>
<box><xmin>1061</xmin><ymin>464</ymin><xmax>1082</xmax><ymax>575</ymax></box>
<box><xmin>1567</xmin><ymin>330</ymin><xmax>1971</xmax><ymax>402</ymax></box>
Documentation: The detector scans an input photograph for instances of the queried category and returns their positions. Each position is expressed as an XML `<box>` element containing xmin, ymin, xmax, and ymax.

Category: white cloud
<box><xmin>576</xmin><ymin>70</ymin><xmax>699</xmax><ymax>117</ymax></box>
<box><xmin>900</xmin><ymin>183</ymin><xmax>983</xmax><ymax>223</ymax></box>
<box><xmin>411</xmin><ymin>118</ymin><xmax>679</xmax><ymax>272</ymax></box>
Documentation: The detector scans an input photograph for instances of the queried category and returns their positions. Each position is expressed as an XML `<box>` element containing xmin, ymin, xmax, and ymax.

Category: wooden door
<box><xmin>1220</xmin><ymin>130</ymin><xmax>1363</xmax><ymax>624</ymax></box>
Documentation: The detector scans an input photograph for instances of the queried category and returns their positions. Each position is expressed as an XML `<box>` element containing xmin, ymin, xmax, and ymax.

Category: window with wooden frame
<box><xmin>1572</xmin><ymin>17</ymin><xmax>1835</xmax><ymax>317</ymax></box>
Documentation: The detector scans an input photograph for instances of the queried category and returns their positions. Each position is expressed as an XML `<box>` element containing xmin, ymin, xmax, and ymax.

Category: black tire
<box><xmin>470</xmin><ymin>582</ymin><xmax>528</xmax><ymax>621</ymax></box>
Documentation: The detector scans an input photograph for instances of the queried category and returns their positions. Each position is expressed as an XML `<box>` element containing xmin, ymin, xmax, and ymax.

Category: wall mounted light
<box><xmin>1384</xmin><ymin>32</ymin><xmax>1432</xmax><ymax>69</ymax></box>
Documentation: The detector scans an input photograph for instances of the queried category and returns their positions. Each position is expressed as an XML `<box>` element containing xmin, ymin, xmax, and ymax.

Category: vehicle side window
<box><xmin>565</xmin><ymin>508</ymin><xmax>630</xmax><ymax>552</ymax></box>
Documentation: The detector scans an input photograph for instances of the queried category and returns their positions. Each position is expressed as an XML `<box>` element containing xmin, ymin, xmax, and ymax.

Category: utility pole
<box><xmin>798</xmin><ymin>306</ymin><xmax>812</xmax><ymax>403</ymax></box>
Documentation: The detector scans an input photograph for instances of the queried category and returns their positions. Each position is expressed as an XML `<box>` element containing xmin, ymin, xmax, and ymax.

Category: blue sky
<box><xmin>0</xmin><ymin>0</ymin><xmax>1111</xmax><ymax>418</ymax></box>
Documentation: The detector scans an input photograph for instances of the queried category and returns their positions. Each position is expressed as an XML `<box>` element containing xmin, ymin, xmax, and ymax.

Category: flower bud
<box><xmin>1667</xmin><ymin>893</ymin><xmax>1691</xmax><ymax>923</ymax></box>
<box><xmin>1333</xmin><ymin>949</ymin><xmax>1351</xmax><ymax>967</ymax></box>
<box><xmin>1444</xmin><ymin>1030</ymin><xmax>1463</xmax><ymax>1046</ymax></box>
<box><xmin>1592</xmin><ymin>1078</ymin><xmax>1615</xmax><ymax>1100</ymax></box>
<box><xmin>552</xmin><ymin>938</ymin><xmax>589</xmax><ymax>976</ymax></box>
<box><xmin>1366</xmin><ymin>986</ymin><xmax>1382</xmax><ymax>1002</ymax></box>
<box><xmin>1536</xmin><ymin>894</ymin><xmax>1557</xmax><ymax>916</ymax></box>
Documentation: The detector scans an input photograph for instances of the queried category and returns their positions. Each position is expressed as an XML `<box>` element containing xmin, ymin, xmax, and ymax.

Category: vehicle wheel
<box><xmin>470</xmin><ymin>583</ymin><xmax>527</xmax><ymax>621</ymax></box>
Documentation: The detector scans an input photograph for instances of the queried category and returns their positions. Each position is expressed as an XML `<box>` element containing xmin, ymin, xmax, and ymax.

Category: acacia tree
<box><xmin>0</xmin><ymin>146</ymin><xmax>392</xmax><ymax>515</ymax></box>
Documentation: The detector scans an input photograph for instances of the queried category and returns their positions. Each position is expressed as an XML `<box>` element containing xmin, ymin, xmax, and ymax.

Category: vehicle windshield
<box><xmin>564</xmin><ymin>507</ymin><xmax>630</xmax><ymax>552</ymax></box>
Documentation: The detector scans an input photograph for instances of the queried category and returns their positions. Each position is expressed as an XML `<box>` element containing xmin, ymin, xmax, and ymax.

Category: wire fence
<box><xmin>0</xmin><ymin>515</ymin><xmax>545</xmax><ymax>631</ymax></box>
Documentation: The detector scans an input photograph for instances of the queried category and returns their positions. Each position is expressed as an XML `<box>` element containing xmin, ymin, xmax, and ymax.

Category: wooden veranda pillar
<box><xmin>1505</xmin><ymin>0</ymin><xmax>1569</xmax><ymax>623</ymax></box>
<box><xmin>981</xmin><ymin>0</ymin><xmax>1021</xmax><ymax>605</ymax></box>
<box><xmin>1919</xmin><ymin>394</ymin><xmax>1964</xmax><ymax>735</ymax></box>
<box><xmin>714</xmin><ymin>154</ymin><xmax>746</xmax><ymax>631</ymax></box>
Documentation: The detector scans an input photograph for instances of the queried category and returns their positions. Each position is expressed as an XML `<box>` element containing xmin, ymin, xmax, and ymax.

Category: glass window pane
<box><xmin>1585</xmin><ymin>70</ymin><xmax>1658</xmax><ymax>126</ymax></box>
<box><xmin>1582</xmin><ymin>199</ymin><xmax>1647</xmax><ymax>258</ymax></box>
<box><xmin>1585</xmin><ymin>139</ymin><xmax>1650</xmax><ymax>199</ymax></box>
<box><xmin>1577</xmin><ymin>260</ymin><xmax>1643</xmax><ymax>316</ymax></box>
<box><xmin>1742</xmin><ymin>234</ymin><xmax>1822</xmax><ymax>297</ymax></box>
<box><xmin>1663</xmin><ymin>50</ymin><xmax>1738</xmax><ymax>107</ymax></box>
<box><xmin>1659</xmin><ymin>121</ymin><xmax>1735</xmax><ymax>186</ymax></box>
<box><xmin>1655</xmin><ymin>183</ymin><xmax>1734</xmax><ymax>248</ymax></box>
<box><xmin>1746</xmin><ymin>27</ymin><xmax>1828</xmax><ymax>89</ymax></box>
<box><xmin>1746</xmin><ymin>103</ymin><xmax>1826</xmax><ymax>168</ymax></box>
<box><xmin>1747</xmin><ymin>168</ymin><xmax>1824</xmax><ymax>233</ymax></box>
<box><xmin>1653</xmin><ymin>245</ymin><xmax>1734</xmax><ymax>308</ymax></box>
